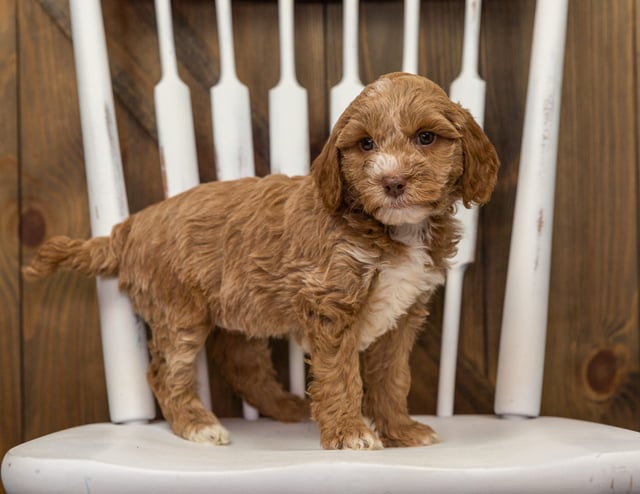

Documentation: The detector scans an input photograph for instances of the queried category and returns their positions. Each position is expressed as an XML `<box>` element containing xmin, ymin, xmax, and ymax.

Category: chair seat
<box><xmin>3</xmin><ymin>415</ymin><xmax>640</xmax><ymax>493</ymax></box>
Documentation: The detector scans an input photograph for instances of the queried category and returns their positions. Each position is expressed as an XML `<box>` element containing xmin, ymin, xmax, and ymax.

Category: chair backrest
<box><xmin>68</xmin><ymin>0</ymin><xmax>568</xmax><ymax>425</ymax></box>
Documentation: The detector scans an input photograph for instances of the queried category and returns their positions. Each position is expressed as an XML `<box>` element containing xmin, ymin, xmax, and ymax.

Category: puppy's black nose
<box><xmin>382</xmin><ymin>176</ymin><xmax>407</xmax><ymax>198</ymax></box>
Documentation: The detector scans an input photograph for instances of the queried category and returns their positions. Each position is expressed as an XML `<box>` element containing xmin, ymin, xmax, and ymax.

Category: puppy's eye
<box><xmin>359</xmin><ymin>137</ymin><xmax>376</xmax><ymax>152</ymax></box>
<box><xmin>417</xmin><ymin>131</ymin><xmax>436</xmax><ymax>146</ymax></box>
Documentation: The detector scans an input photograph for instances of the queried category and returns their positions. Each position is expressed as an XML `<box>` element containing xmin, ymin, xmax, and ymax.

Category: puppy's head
<box><xmin>312</xmin><ymin>72</ymin><xmax>499</xmax><ymax>225</ymax></box>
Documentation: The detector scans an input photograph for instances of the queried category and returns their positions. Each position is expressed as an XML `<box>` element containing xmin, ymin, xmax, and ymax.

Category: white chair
<box><xmin>3</xmin><ymin>0</ymin><xmax>640</xmax><ymax>493</ymax></box>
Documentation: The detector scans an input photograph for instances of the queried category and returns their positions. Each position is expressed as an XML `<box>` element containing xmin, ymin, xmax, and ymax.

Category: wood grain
<box><xmin>3</xmin><ymin>0</ymin><xmax>639</xmax><ymax>453</ymax></box>
<box><xmin>38</xmin><ymin>0</ymin><xmax>166</xmax><ymax>213</ymax></box>
<box><xmin>468</xmin><ymin>0</ymin><xmax>535</xmax><ymax>396</ymax></box>
<box><xmin>19</xmin><ymin>0</ymin><xmax>109</xmax><ymax>440</ymax></box>
<box><xmin>0</xmin><ymin>0</ymin><xmax>21</xmax><ymax>479</ymax></box>
<box><xmin>542</xmin><ymin>0</ymin><xmax>640</xmax><ymax>429</ymax></box>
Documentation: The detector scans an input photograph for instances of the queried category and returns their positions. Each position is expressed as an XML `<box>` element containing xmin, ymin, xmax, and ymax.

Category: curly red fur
<box><xmin>26</xmin><ymin>73</ymin><xmax>499</xmax><ymax>449</ymax></box>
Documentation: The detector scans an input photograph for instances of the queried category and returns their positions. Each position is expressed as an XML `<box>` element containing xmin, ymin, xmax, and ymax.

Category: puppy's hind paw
<box><xmin>271</xmin><ymin>394</ymin><xmax>311</xmax><ymax>423</ymax></box>
<box><xmin>184</xmin><ymin>423</ymin><xmax>231</xmax><ymax>446</ymax></box>
<box><xmin>378</xmin><ymin>419</ymin><xmax>439</xmax><ymax>448</ymax></box>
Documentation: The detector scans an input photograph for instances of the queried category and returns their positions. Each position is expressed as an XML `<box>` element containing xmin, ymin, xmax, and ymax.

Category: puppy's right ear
<box><xmin>311</xmin><ymin>120</ymin><xmax>346</xmax><ymax>213</ymax></box>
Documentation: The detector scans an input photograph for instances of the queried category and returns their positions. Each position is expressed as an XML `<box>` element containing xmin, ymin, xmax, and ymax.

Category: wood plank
<box><xmin>229</xmin><ymin>0</ymin><xmax>279</xmax><ymax>177</ymax></box>
<box><xmin>360</xmin><ymin>1</ymin><xmax>404</xmax><ymax>82</ymax></box>
<box><xmin>38</xmin><ymin>0</ymin><xmax>165</xmax><ymax>212</ymax></box>
<box><xmin>0</xmin><ymin>0</ymin><xmax>22</xmax><ymax>474</ymax></box>
<box><xmin>292</xmin><ymin>1</ymin><xmax>329</xmax><ymax>158</ymax></box>
<box><xmin>19</xmin><ymin>0</ymin><xmax>109</xmax><ymax>440</ymax></box>
<box><xmin>542</xmin><ymin>0</ymin><xmax>639</xmax><ymax>430</ymax></box>
<box><xmin>101</xmin><ymin>1</ymin><xmax>166</xmax><ymax>213</ymax></box>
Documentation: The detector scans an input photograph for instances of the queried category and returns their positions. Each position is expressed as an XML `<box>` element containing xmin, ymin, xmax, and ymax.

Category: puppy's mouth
<box><xmin>373</xmin><ymin>203</ymin><xmax>431</xmax><ymax>225</ymax></box>
<box><xmin>387</xmin><ymin>198</ymin><xmax>411</xmax><ymax>209</ymax></box>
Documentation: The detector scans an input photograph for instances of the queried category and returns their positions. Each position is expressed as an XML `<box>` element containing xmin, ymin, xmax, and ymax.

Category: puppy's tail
<box><xmin>24</xmin><ymin>221</ymin><xmax>130</xmax><ymax>280</ymax></box>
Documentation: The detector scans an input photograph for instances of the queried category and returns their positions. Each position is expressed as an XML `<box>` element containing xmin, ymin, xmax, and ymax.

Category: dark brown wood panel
<box><xmin>19</xmin><ymin>1</ymin><xmax>113</xmax><ymax>438</ymax></box>
<box><xmin>38</xmin><ymin>0</ymin><xmax>166</xmax><ymax>212</ymax></box>
<box><xmin>0</xmin><ymin>0</ymin><xmax>22</xmax><ymax>479</ymax></box>
<box><xmin>19</xmin><ymin>0</ymin><xmax>109</xmax><ymax>441</ymax></box>
<box><xmin>476</xmin><ymin>0</ymin><xmax>535</xmax><ymax>387</ymax></box>
<box><xmin>2</xmin><ymin>2</ymin><xmax>639</xmax><ymax>469</ymax></box>
<box><xmin>543</xmin><ymin>0</ymin><xmax>640</xmax><ymax>429</ymax></box>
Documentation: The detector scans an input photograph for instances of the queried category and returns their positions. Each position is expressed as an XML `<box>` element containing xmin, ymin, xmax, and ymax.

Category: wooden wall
<box><xmin>2</xmin><ymin>0</ymin><xmax>639</xmax><ymax>484</ymax></box>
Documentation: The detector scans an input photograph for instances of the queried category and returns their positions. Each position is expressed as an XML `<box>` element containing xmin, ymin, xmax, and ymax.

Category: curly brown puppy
<box><xmin>25</xmin><ymin>72</ymin><xmax>499</xmax><ymax>450</ymax></box>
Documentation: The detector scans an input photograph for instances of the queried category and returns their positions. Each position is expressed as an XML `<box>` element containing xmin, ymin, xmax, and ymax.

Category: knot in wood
<box><xmin>585</xmin><ymin>348</ymin><xmax>620</xmax><ymax>398</ymax></box>
<box><xmin>20</xmin><ymin>208</ymin><xmax>46</xmax><ymax>248</ymax></box>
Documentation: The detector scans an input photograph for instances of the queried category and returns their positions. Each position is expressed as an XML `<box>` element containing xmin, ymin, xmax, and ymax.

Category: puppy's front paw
<box><xmin>321</xmin><ymin>423</ymin><xmax>383</xmax><ymax>450</ymax></box>
<box><xmin>378</xmin><ymin>419</ymin><xmax>439</xmax><ymax>448</ymax></box>
<box><xmin>183</xmin><ymin>422</ymin><xmax>231</xmax><ymax>446</ymax></box>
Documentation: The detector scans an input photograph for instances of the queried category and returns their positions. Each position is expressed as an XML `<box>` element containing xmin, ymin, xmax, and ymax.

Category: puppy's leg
<box><xmin>308</xmin><ymin>322</ymin><xmax>382</xmax><ymax>450</ymax></box>
<box><xmin>211</xmin><ymin>330</ymin><xmax>309</xmax><ymax>422</ymax></box>
<box><xmin>363</xmin><ymin>304</ymin><xmax>439</xmax><ymax>448</ymax></box>
<box><xmin>148</xmin><ymin>322</ymin><xmax>230</xmax><ymax>445</ymax></box>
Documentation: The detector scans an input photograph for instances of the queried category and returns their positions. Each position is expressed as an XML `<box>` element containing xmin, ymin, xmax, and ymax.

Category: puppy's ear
<box><xmin>452</xmin><ymin>106</ymin><xmax>500</xmax><ymax>207</ymax></box>
<box><xmin>311</xmin><ymin>119</ymin><xmax>346</xmax><ymax>213</ymax></box>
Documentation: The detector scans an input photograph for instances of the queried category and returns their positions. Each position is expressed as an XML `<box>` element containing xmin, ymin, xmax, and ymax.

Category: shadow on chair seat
<box><xmin>3</xmin><ymin>416</ymin><xmax>640</xmax><ymax>493</ymax></box>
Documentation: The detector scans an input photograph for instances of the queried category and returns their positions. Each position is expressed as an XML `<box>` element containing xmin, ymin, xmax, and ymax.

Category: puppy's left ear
<box><xmin>452</xmin><ymin>106</ymin><xmax>500</xmax><ymax>207</ymax></box>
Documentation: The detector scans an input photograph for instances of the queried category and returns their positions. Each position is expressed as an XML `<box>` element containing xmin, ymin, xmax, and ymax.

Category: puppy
<box><xmin>26</xmin><ymin>72</ymin><xmax>499</xmax><ymax>450</ymax></box>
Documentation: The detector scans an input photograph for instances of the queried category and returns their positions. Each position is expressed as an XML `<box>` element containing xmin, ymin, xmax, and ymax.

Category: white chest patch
<box><xmin>356</xmin><ymin>223</ymin><xmax>444</xmax><ymax>350</ymax></box>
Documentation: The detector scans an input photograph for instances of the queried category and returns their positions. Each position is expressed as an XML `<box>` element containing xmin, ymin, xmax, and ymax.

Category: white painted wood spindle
<box><xmin>329</xmin><ymin>0</ymin><xmax>364</xmax><ymax>130</ymax></box>
<box><xmin>69</xmin><ymin>0</ymin><xmax>156</xmax><ymax>424</ymax></box>
<box><xmin>212</xmin><ymin>0</ymin><xmax>255</xmax><ymax>181</ymax></box>
<box><xmin>437</xmin><ymin>0</ymin><xmax>485</xmax><ymax>418</ymax></box>
<box><xmin>269</xmin><ymin>0</ymin><xmax>309</xmax><ymax>398</ymax></box>
<box><xmin>401</xmin><ymin>0</ymin><xmax>420</xmax><ymax>74</ymax></box>
<box><xmin>494</xmin><ymin>0</ymin><xmax>569</xmax><ymax>418</ymax></box>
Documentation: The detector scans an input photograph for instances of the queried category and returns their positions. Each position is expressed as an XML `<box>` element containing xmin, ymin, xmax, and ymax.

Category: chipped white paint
<box><xmin>211</xmin><ymin>0</ymin><xmax>255</xmax><ymax>181</ymax></box>
<box><xmin>154</xmin><ymin>0</ymin><xmax>200</xmax><ymax>198</ymax></box>
<box><xmin>69</xmin><ymin>0</ymin><xmax>155</xmax><ymax>424</ymax></box>
<box><xmin>495</xmin><ymin>0</ymin><xmax>569</xmax><ymax>418</ymax></box>
<box><xmin>5</xmin><ymin>416</ymin><xmax>640</xmax><ymax>492</ymax></box>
